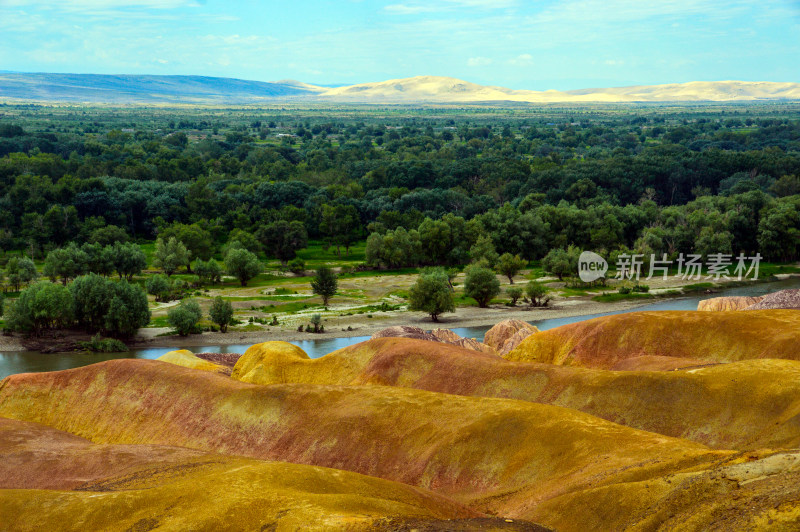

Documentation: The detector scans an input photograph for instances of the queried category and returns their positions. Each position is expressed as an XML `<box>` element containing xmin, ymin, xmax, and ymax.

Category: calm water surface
<box><xmin>2</xmin><ymin>278</ymin><xmax>797</xmax><ymax>379</ymax></box>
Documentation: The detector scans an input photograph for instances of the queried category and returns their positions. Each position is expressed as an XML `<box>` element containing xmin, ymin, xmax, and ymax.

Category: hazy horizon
<box><xmin>1</xmin><ymin>1</ymin><xmax>798</xmax><ymax>92</ymax></box>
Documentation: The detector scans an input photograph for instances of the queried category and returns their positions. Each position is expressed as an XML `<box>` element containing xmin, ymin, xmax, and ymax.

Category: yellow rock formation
<box><xmin>157</xmin><ymin>349</ymin><xmax>228</xmax><ymax>373</ymax></box>
<box><xmin>506</xmin><ymin>310</ymin><xmax>800</xmax><ymax>368</ymax></box>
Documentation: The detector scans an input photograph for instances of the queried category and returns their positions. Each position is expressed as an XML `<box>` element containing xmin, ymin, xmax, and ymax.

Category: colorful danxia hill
<box><xmin>2</xmin><ymin>292</ymin><xmax>800</xmax><ymax>530</ymax></box>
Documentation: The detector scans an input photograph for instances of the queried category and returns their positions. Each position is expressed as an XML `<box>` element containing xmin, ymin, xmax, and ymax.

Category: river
<box><xmin>1</xmin><ymin>278</ymin><xmax>797</xmax><ymax>379</ymax></box>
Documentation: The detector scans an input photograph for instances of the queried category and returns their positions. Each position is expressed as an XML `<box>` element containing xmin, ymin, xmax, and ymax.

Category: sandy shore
<box><xmin>127</xmin><ymin>297</ymin><xmax>656</xmax><ymax>349</ymax></box>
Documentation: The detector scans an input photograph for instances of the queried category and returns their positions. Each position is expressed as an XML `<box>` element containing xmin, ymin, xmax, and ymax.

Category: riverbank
<box><xmin>129</xmin><ymin>297</ymin><xmax>663</xmax><ymax>348</ymax></box>
<box><xmin>0</xmin><ymin>296</ymin><xmax>654</xmax><ymax>352</ymax></box>
<box><xmin>3</xmin><ymin>273</ymin><xmax>798</xmax><ymax>353</ymax></box>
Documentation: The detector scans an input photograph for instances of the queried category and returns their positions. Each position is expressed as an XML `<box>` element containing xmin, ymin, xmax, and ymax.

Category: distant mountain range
<box><xmin>1</xmin><ymin>72</ymin><xmax>799</xmax><ymax>104</ymax></box>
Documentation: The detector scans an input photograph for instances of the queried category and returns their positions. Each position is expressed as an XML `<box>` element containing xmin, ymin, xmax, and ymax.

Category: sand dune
<box><xmin>318</xmin><ymin>76</ymin><xmax>800</xmax><ymax>103</ymax></box>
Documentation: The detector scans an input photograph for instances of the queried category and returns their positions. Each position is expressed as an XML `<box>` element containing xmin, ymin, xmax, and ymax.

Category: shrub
<box><xmin>78</xmin><ymin>334</ymin><xmax>127</xmax><ymax>353</ymax></box>
<box><xmin>167</xmin><ymin>299</ymin><xmax>202</xmax><ymax>337</ymax></box>
<box><xmin>310</xmin><ymin>313</ymin><xmax>323</xmax><ymax>333</ymax></box>
<box><xmin>525</xmin><ymin>281</ymin><xmax>550</xmax><ymax>307</ymax></box>
<box><xmin>288</xmin><ymin>257</ymin><xmax>306</xmax><ymax>275</ymax></box>
<box><xmin>146</xmin><ymin>274</ymin><xmax>171</xmax><ymax>301</ymax></box>
<box><xmin>506</xmin><ymin>286</ymin><xmax>523</xmax><ymax>306</ymax></box>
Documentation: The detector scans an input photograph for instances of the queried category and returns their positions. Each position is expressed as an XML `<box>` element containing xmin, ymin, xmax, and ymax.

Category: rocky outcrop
<box><xmin>195</xmin><ymin>352</ymin><xmax>241</xmax><ymax>368</ymax></box>
<box><xmin>483</xmin><ymin>319</ymin><xmax>539</xmax><ymax>354</ymax></box>
<box><xmin>431</xmin><ymin>328</ymin><xmax>462</xmax><ymax>343</ymax></box>
<box><xmin>452</xmin><ymin>336</ymin><xmax>496</xmax><ymax>354</ymax></box>
<box><xmin>505</xmin><ymin>310</ymin><xmax>800</xmax><ymax>369</ymax></box>
<box><xmin>744</xmin><ymin>288</ymin><xmax>800</xmax><ymax>310</ymax></box>
<box><xmin>496</xmin><ymin>328</ymin><xmax>537</xmax><ymax>357</ymax></box>
<box><xmin>375</xmin><ymin>326</ymin><xmax>495</xmax><ymax>354</ymax></box>
<box><xmin>372</xmin><ymin>326</ymin><xmax>440</xmax><ymax>342</ymax></box>
<box><xmin>697</xmin><ymin>295</ymin><xmax>763</xmax><ymax>311</ymax></box>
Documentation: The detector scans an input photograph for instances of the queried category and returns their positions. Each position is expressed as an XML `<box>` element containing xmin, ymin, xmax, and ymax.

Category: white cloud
<box><xmin>508</xmin><ymin>53</ymin><xmax>534</xmax><ymax>66</ymax></box>
<box><xmin>467</xmin><ymin>56</ymin><xmax>493</xmax><ymax>67</ymax></box>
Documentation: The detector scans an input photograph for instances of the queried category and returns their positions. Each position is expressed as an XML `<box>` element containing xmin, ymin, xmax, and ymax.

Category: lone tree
<box><xmin>224</xmin><ymin>247</ymin><xmax>261</xmax><ymax>287</ymax></box>
<box><xmin>464</xmin><ymin>265</ymin><xmax>500</xmax><ymax>308</ymax></box>
<box><xmin>496</xmin><ymin>253</ymin><xmax>527</xmax><ymax>284</ymax></box>
<box><xmin>311</xmin><ymin>267</ymin><xmax>338</xmax><ymax>308</ymax></box>
<box><xmin>153</xmin><ymin>237</ymin><xmax>190</xmax><ymax>277</ymax></box>
<box><xmin>209</xmin><ymin>296</ymin><xmax>234</xmax><ymax>333</ymax></box>
<box><xmin>167</xmin><ymin>299</ymin><xmax>202</xmax><ymax>337</ymax></box>
<box><xmin>408</xmin><ymin>268</ymin><xmax>455</xmax><ymax>322</ymax></box>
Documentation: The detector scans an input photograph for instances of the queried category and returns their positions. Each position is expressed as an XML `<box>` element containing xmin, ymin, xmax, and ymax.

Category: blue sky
<box><xmin>0</xmin><ymin>0</ymin><xmax>798</xmax><ymax>90</ymax></box>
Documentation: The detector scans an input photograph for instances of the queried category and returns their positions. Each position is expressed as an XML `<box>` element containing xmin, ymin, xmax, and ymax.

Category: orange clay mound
<box><xmin>506</xmin><ymin>309</ymin><xmax>800</xmax><ymax>368</ymax></box>
<box><xmin>0</xmin><ymin>417</ymin><xmax>496</xmax><ymax>531</ymax></box>
<box><xmin>0</xmin><ymin>359</ymin><xmax>734</xmax><ymax>520</ymax></box>
<box><xmin>483</xmin><ymin>319</ymin><xmax>539</xmax><ymax>353</ymax></box>
<box><xmin>697</xmin><ymin>295</ymin><xmax>763</xmax><ymax>311</ymax></box>
<box><xmin>229</xmin><ymin>337</ymin><xmax>800</xmax><ymax>450</ymax></box>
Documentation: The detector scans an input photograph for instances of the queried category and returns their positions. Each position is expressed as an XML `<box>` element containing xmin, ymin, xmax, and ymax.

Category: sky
<box><xmin>0</xmin><ymin>0</ymin><xmax>798</xmax><ymax>90</ymax></box>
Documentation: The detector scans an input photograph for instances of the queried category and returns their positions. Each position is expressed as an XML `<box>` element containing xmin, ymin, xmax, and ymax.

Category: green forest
<box><xmin>0</xmin><ymin>102</ymin><xmax>798</xmax><ymax>336</ymax></box>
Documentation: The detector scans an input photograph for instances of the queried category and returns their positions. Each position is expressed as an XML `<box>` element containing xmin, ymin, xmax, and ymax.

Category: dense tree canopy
<box><xmin>0</xmin><ymin>104</ymin><xmax>797</xmax><ymax>272</ymax></box>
